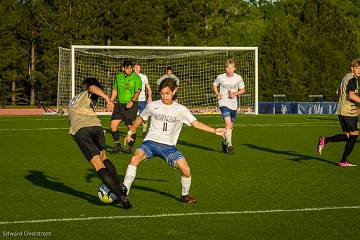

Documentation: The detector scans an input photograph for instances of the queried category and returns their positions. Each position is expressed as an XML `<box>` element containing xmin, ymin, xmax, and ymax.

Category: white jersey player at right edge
<box><xmin>213</xmin><ymin>59</ymin><xmax>246</xmax><ymax>154</ymax></box>
<box><xmin>123</xmin><ymin>78</ymin><xmax>226</xmax><ymax>204</ymax></box>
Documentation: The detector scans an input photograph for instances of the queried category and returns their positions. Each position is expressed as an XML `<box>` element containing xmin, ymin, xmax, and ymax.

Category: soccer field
<box><xmin>0</xmin><ymin>115</ymin><xmax>359</xmax><ymax>239</ymax></box>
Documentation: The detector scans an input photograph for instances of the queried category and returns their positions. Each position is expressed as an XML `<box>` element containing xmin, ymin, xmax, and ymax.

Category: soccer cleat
<box><xmin>118</xmin><ymin>195</ymin><xmax>132</xmax><ymax>209</ymax></box>
<box><xmin>180</xmin><ymin>195</ymin><xmax>197</xmax><ymax>204</ymax></box>
<box><xmin>118</xmin><ymin>185</ymin><xmax>132</xmax><ymax>209</ymax></box>
<box><xmin>338</xmin><ymin>161</ymin><xmax>357</xmax><ymax>167</ymax></box>
<box><xmin>122</xmin><ymin>146</ymin><xmax>133</xmax><ymax>154</ymax></box>
<box><xmin>221</xmin><ymin>142</ymin><xmax>228</xmax><ymax>153</ymax></box>
<box><xmin>227</xmin><ymin>146</ymin><xmax>235</xmax><ymax>154</ymax></box>
<box><xmin>317</xmin><ymin>136</ymin><xmax>326</xmax><ymax>156</ymax></box>
<box><xmin>112</xmin><ymin>143</ymin><xmax>122</xmax><ymax>153</ymax></box>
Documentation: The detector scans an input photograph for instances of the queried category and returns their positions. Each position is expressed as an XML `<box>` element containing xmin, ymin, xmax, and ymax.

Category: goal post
<box><xmin>58</xmin><ymin>46</ymin><xmax>259</xmax><ymax>114</ymax></box>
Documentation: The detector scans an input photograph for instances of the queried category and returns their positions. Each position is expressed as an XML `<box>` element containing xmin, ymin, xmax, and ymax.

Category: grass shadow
<box><xmin>242</xmin><ymin>144</ymin><xmax>337</xmax><ymax>166</ymax></box>
<box><xmin>177</xmin><ymin>139</ymin><xmax>219</xmax><ymax>152</ymax></box>
<box><xmin>25</xmin><ymin>170</ymin><xmax>104</xmax><ymax>206</ymax></box>
<box><xmin>85</xmin><ymin>168</ymin><xmax>177</xmax><ymax>201</ymax></box>
<box><xmin>85</xmin><ymin>168</ymin><xmax>168</xmax><ymax>184</ymax></box>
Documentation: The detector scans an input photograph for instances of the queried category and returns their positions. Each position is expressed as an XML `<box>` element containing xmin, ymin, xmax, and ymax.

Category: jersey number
<box><xmin>163</xmin><ymin>122</ymin><xmax>168</xmax><ymax>131</ymax></box>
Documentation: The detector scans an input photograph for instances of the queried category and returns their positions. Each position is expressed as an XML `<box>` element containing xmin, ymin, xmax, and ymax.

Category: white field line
<box><xmin>0</xmin><ymin>128</ymin><xmax>69</xmax><ymax>131</ymax></box>
<box><xmin>1</xmin><ymin>205</ymin><xmax>359</xmax><ymax>225</ymax></box>
<box><xmin>0</xmin><ymin>123</ymin><xmax>338</xmax><ymax>131</ymax></box>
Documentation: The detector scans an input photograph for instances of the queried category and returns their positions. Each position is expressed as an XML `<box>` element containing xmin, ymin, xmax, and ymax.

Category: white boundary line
<box><xmin>1</xmin><ymin>206</ymin><xmax>359</xmax><ymax>225</ymax></box>
<box><xmin>0</xmin><ymin>128</ymin><xmax>68</xmax><ymax>131</ymax></box>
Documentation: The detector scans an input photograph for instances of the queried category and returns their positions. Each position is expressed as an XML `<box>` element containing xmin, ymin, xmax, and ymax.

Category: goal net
<box><xmin>58</xmin><ymin>46</ymin><xmax>258</xmax><ymax>114</ymax></box>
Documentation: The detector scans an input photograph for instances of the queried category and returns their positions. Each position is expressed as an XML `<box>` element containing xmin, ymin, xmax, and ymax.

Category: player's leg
<box><xmin>110</xmin><ymin>103</ymin><xmax>123</xmax><ymax>153</ymax></box>
<box><xmin>175</xmin><ymin>159</ymin><xmax>197</xmax><ymax>204</ymax></box>
<box><xmin>91</xmin><ymin>156</ymin><xmax>131</xmax><ymax>208</ymax></box>
<box><xmin>338</xmin><ymin>116</ymin><xmax>358</xmax><ymax>166</ymax></box>
<box><xmin>317</xmin><ymin>115</ymin><xmax>348</xmax><ymax>156</ymax></box>
<box><xmin>123</xmin><ymin>148</ymin><xmax>147</xmax><ymax>195</ymax></box>
<box><xmin>160</xmin><ymin>144</ymin><xmax>196</xmax><ymax>203</ymax></box>
<box><xmin>100</xmin><ymin>150</ymin><xmax>119</xmax><ymax>180</ymax></box>
<box><xmin>110</xmin><ymin>119</ymin><xmax>123</xmax><ymax>153</ymax></box>
<box><xmin>219</xmin><ymin>106</ymin><xmax>235</xmax><ymax>154</ymax></box>
<box><xmin>74</xmin><ymin>127</ymin><xmax>131</xmax><ymax>208</ymax></box>
<box><xmin>225</xmin><ymin>110</ymin><xmax>236</xmax><ymax>154</ymax></box>
<box><xmin>123</xmin><ymin>104</ymin><xmax>138</xmax><ymax>154</ymax></box>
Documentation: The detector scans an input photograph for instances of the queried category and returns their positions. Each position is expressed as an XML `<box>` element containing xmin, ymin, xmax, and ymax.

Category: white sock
<box><xmin>181</xmin><ymin>176</ymin><xmax>191</xmax><ymax>196</ymax></box>
<box><xmin>225</xmin><ymin>128</ymin><xmax>233</xmax><ymax>146</ymax></box>
<box><xmin>123</xmin><ymin>164</ymin><xmax>137</xmax><ymax>195</ymax></box>
<box><xmin>142</xmin><ymin>123</ymin><xmax>148</xmax><ymax>132</ymax></box>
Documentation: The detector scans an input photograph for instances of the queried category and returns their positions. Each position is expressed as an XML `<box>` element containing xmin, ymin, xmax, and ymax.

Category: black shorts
<box><xmin>338</xmin><ymin>115</ymin><xmax>358</xmax><ymax>132</ymax></box>
<box><xmin>111</xmin><ymin>103</ymin><xmax>138</xmax><ymax>126</ymax></box>
<box><xmin>73</xmin><ymin>126</ymin><xmax>105</xmax><ymax>161</ymax></box>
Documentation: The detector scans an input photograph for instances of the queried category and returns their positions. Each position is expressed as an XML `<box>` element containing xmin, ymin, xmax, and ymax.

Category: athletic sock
<box><xmin>325</xmin><ymin>134</ymin><xmax>348</xmax><ymax>144</ymax></box>
<box><xmin>341</xmin><ymin>135</ymin><xmax>358</xmax><ymax>162</ymax></box>
<box><xmin>111</xmin><ymin>130</ymin><xmax>120</xmax><ymax>144</ymax></box>
<box><xmin>142</xmin><ymin>123</ymin><xmax>148</xmax><ymax>133</ymax></box>
<box><xmin>128</xmin><ymin>134</ymin><xmax>136</xmax><ymax>148</ymax></box>
<box><xmin>225</xmin><ymin>128</ymin><xmax>233</xmax><ymax>147</ymax></box>
<box><xmin>181</xmin><ymin>176</ymin><xmax>192</xmax><ymax>196</ymax></box>
<box><xmin>97</xmin><ymin>168</ymin><xmax>124</xmax><ymax>199</ymax></box>
<box><xmin>123</xmin><ymin>164</ymin><xmax>137</xmax><ymax>195</ymax></box>
<box><xmin>103</xmin><ymin>159</ymin><xmax>118</xmax><ymax>181</ymax></box>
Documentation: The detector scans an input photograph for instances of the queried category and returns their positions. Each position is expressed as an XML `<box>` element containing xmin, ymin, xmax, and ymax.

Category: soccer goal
<box><xmin>57</xmin><ymin>46</ymin><xmax>258</xmax><ymax>114</ymax></box>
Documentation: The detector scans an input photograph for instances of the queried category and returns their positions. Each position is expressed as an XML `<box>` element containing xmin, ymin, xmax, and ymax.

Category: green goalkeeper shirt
<box><xmin>113</xmin><ymin>71</ymin><xmax>142</xmax><ymax>104</ymax></box>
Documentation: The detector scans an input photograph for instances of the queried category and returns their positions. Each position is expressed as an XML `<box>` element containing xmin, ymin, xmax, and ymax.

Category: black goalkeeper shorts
<box><xmin>111</xmin><ymin>103</ymin><xmax>138</xmax><ymax>126</ymax></box>
<box><xmin>73</xmin><ymin>126</ymin><xmax>105</xmax><ymax>161</ymax></box>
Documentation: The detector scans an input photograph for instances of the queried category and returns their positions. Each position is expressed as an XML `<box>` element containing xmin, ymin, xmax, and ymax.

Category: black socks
<box><xmin>97</xmin><ymin>168</ymin><xmax>123</xmax><ymax>199</ymax></box>
<box><xmin>111</xmin><ymin>130</ymin><xmax>120</xmax><ymax>144</ymax></box>
<box><xmin>325</xmin><ymin>134</ymin><xmax>348</xmax><ymax>144</ymax></box>
<box><xmin>103</xmin><ymin>159</ymin><xmax>118</xmax><ymax>181</ymax></box>
<box><xmin>341</xmin><ymin>135</ymin><xmax>358</xmax><ymax>162</ymax></box>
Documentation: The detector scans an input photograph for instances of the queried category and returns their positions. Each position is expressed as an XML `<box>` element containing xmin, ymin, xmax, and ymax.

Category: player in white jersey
<box><xmin>134</xmin><ymin>63</ymin><xmax>152</xmax><ymax>137</ymax></box>
<box><xmin>213</xmin><ymin>59</ymin><xmax>246</xmax><ymax>154</ymax></box>
<box><xmin>122</xmin><ymin>78</ymin><xmax>226</xmax><ymax>204</ymax></box>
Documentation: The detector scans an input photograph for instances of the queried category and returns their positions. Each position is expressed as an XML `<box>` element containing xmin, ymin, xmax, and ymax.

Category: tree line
<box><xmin>0</xmin><ymin>0</ymin><xmax>359</xmax><ymax>106</ymax></box>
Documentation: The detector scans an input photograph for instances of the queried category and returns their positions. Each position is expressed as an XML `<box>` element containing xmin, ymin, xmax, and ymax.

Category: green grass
<box><xmin>0</xmin><ymin>114</ymin><xmax>359</xmax><ymax>239</ymax></box>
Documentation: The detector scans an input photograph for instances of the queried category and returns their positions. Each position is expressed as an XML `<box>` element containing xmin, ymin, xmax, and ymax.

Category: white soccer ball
<box><xmin>97</xmin><ymin>184</ymin><xmax>117</xmax><ymax>204</ymax></box>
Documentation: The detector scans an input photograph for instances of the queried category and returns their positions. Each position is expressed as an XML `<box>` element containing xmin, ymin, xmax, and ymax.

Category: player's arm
<box><xmin>125</xmin><ymin>116</ymin><xmax>144</xmax><ymax>143</ymax></box>
<box><xmin>146</xmin><ymin>83</ymin><xmax>152</xmax><ymax>103</ymax></box>
<box><xmin>110</xmin><ymin>89</ymin><xmax>117</xmax><ymax>102</ymax></box>
<box><xmin>349</xmin><ymin>91</ymin><xmax>360</xmax><ymax>103</ymax></box>
<box><xmin>347</xmin><ymin>78</ymin><xmax>360</xmax><ymax>103</ymax></box>
<box><xmin>229</xmin><ymin>87</ymin><xmax>246</xmax><ymax>99</ymax></box>
<box><xmin>89</xmin><ymin>85</ymin><xmax>114</xmax><ymax>111</ymax></box>
<box><xmin>213</xmin><ymin>85</ymin><xmax>222</xmax><ymax>100</ymax></box>
<box><xmin>191</xmin><ymin>120</ymin><xmax>226</xmax><ymax>137</ymax></box>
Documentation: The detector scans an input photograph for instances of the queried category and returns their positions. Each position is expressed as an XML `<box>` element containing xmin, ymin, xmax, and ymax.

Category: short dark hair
<box><xmin>82</xmin><ymin>77</ymin><xmax>102</xmax><ymax>90</ymax></box>
<box><xmin>123</xmin><ymin>59</ymin><xmax>133</xmax><ymax>67</ymax></box>
<box><xmin>159</xmin><ymin>78</ymin><xmax>177</xmax><ymax>92</ymax></box>
<box><xmin>166</xmin><ymin>66</ymin><xmax>173</xmax><ymax>71</ymax></box>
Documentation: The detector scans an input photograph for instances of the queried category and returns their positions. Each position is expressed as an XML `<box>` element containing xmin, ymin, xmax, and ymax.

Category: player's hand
<box><xmin>229</xmin><ymin>92</ymin><xmax>237</xmax><ymax>99</ymax></box>
<box><xmin>216</xmin><ymin>94</ymin><xmax>222</xmax><ymax>100</ymax></box>
<box><xmin>126</xmin><ymin>101</ymin><xmax>134</xmax><ymax>109</ymax></box>
<box><xmin>106</xmin><ymin>102</ymin><xmax>114</xmax><ymax>112</ymax></box>
<box><xmin>124</xmin><ymin>133</ymin><xmax>134</xmax><ymax>145</ymax></box>
<box><xmin>215</xmin><ymin>128</ymin><xmax>226</xmax><ymax>138</ymax></box>
<box><xmin>147</xmin><ymin>98</ymin><xmax>152</xmax><ymax>104</ymax></box>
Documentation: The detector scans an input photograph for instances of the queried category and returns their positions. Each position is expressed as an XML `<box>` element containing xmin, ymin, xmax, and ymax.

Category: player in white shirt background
<box><xmin>213</xmin><ymin>59</ymin><xmax>246</xmax><ymax>154</ymax></box>
<box><xmin>122</xmin><ymin>78</ymin><xmax>226</xmax><ymax>204</ymax></box>
<box><xmin>134</xmin><ymin>63</ymin><xmax>152</xmax><ymax>137</ymax></box>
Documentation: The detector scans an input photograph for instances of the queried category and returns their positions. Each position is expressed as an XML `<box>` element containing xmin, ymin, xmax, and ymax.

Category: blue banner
<box><xmin>259</xmin><ymin>102</ymin><xmax>338</xmax><ymax>114</ymax></box>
